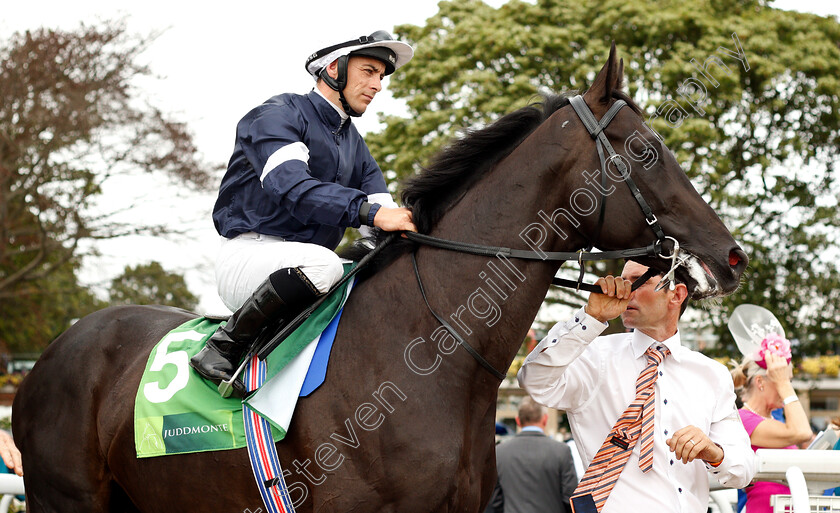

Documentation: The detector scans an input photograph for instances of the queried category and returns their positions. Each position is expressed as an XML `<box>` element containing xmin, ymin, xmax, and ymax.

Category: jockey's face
<box><xmin>340</xmin><ymin>55</ymin><xmax>386</xmax><ymax>114</ymax></box>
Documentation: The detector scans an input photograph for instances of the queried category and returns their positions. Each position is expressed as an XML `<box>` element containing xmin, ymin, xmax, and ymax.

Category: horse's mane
<box><xmin>402</xmin><ymin>92</ymin><xmax>571</xmax><ymax>233</ymax></box>
<box><xmin>340</xmin><ymin>90</ymin><xmax>643</xmax><ymax>272</ymax></box>
<box><xmin>339</xmin><ymin>92</ymin><xmax>568</xmax><ymax>269</ymax></box>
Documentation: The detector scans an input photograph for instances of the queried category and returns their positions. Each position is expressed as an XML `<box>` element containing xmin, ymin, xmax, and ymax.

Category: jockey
<box><xmin>190</xmin><ymin>30</ymin><xmax>417</xmax><ymax>394</ymax></box>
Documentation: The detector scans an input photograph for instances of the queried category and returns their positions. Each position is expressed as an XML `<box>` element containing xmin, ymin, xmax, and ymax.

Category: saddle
<box><xmin>133</xmin><ymin>277</ymin><xmax>355</xmax><ymax>458</ymax></box>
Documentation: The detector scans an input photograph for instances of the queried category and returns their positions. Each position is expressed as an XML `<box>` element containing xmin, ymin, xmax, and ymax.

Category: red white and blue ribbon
<box><xmin>243</xmin><ymin>355</ymin><xmax>296</xmax><ymax>513</ymax></box>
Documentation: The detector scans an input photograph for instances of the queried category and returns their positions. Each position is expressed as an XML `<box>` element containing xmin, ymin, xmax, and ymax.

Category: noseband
<box><xmin>406</xmin><ymin>95</ymin><xmax>682</xmax><ymax>380</ymax></box>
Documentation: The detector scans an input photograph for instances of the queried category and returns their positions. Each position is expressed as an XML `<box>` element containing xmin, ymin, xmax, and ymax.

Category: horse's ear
<box><xmin>583</xmin><ymin>42</ymin><xmax>624</xmax><ymax>107</ymax></box>
<box><xmin>617</xmin><ymin>57</ymin><xmax>624</xmax><ymax>88</ymax></box>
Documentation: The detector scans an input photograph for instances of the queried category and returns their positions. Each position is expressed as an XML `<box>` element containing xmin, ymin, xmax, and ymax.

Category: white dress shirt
<box><xmin>518</xmin><ymin>307</ymin><xmax>755</xmax><ymax>513</ymax></box>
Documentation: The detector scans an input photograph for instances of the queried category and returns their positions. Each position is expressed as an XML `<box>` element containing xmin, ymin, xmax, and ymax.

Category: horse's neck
<box><xmin>410</xmin><ymin>128</ymin><xmax>586</xmax><ymax>396</ymax></box>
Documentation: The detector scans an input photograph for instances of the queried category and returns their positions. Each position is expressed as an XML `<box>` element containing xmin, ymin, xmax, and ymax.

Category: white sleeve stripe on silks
<box><xmin>367</xmin><ymin>192</ymin><xmax>398</xmax><ymax>209</ymax></box>
<box><xmin>260</xmin><ymin>142</ymin><xmax>310</xmax><ymax>184</ymax></box>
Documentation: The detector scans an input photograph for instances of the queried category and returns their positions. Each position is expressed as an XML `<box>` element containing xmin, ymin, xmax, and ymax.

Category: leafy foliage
<box><xmin>0</xmin><ymin>21</ymin><xmax>212</xmax><ymax>352</ymax></box>
<box><xmin>0</xmin><ymin>257</ymin><xmax>106</xmax><ymax>353</ymax></box>
<box><xmin>109</xmin><ymin>261</ymin><xmax>199</xmax><ymax>310</ymax></box>
<box><xmin>366</xmin><ymin>0</ymin><xmax>840</xmax><ymax>356</ymax></box>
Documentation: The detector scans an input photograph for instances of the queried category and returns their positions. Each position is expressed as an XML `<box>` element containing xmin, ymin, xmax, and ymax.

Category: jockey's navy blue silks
<box><xmin>213</xmin><ymin>90</ymin><xmax>387</xmax><ymax>250</ymax></box>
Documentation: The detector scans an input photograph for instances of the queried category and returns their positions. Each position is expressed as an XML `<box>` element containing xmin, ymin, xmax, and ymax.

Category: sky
<box><xmin>2</xmin><ymin>1</ymin><xmax>456</xmax><ymax>313</ymax></box>
<box><xmin>2</xmin><ymin>0</ymin><xmax>838</xmax><ymax>314</ymax></box>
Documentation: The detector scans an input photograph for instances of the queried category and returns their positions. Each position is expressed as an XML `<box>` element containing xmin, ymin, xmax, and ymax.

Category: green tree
<box><xmin>366</xmin><ymin>0</ymin><xmax>840</xmax><ymax>356</ymax></box>
<box><xmin>109</xmin><ymin>261</ymin><xmax>199</xmax><ymax>310</ymax></box>
<box><xmin>0</xmin><ymin>20</ymin><xmax>217</xmax><ymax>352</ymax></box>
<box><xmin>0</xmin><ymin>257</ymin><xmax>106</xmax><ymax>354</ymax></box>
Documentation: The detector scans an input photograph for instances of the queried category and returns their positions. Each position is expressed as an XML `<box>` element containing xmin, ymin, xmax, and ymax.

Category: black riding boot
<box><xmin>190</xmin><ymin>267</ymin><xmax>322</xmax><ymax>392</ymax></box>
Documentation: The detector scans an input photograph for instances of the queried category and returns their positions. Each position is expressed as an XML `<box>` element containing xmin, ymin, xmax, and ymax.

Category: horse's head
<box><xmin>563</xmin><ymin>44</ymin><xmax>747</xmax><ymax>299</ymax></box>
<box><xmin>397</xmin><ymin>43</ymin><xmax>745</xmax><ymax>299</ymax></box>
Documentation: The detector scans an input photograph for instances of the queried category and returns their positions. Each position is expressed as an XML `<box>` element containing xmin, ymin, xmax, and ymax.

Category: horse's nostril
<box><xmin>729</xmin><ymin>252</ymin><xmax>740</xmax><ymax>267</ymax></box>
<box><xmin>729</xmin><ymin>248</ymin><xmax>748</xmax><ymax>269</ymax></box>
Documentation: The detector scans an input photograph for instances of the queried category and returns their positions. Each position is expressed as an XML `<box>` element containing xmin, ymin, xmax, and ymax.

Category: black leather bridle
<box><xmin>407</xmin><ymin>95</ymin><xmax>677</xmax><ymax>380</ymax></box>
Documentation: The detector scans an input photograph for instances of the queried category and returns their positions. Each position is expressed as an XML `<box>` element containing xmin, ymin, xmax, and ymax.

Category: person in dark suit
<box><xmin>485</xmin><ymin>396</ymin><xmax>578</xmax><ymax>513</ymax></box>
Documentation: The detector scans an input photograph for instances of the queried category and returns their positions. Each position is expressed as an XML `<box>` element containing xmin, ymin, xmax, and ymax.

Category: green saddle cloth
<box><xmin>134</xmin><ymin>265</ymin><xmax>354</xmax><ymax>458</ymax></box>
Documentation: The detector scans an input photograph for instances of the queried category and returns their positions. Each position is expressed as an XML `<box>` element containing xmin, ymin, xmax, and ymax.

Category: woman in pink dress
<box><xmin>731</xmin><ymin>349</ymin><xmax>813</xmax><ymax>513</ymax></box>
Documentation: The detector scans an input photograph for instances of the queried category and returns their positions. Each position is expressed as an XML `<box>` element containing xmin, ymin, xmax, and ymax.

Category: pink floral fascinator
<box><xmin>727</xmin><ymin>304</ymin><xmax>792</xmax><ymax>369</ymax></box>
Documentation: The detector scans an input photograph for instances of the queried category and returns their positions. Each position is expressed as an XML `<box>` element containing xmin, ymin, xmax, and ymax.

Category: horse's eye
<box><xmin>632</xmin><ymin>142</ymin><xmax>660</xmax><ymax>170</ymax></box>
<box><xmin>642</xmin><ymin>147</ymin><xmax>658</xmax><ymax>165</ymax></box>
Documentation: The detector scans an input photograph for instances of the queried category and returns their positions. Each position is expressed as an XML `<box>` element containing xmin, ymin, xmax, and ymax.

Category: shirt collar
<box><xmin>520</xmin><ymin>426</ymin><xmax>544</xmax><ymax>434</ymax></box>
<box><xmin>308</xmin><ymin>89</ymin><xmax>349</xmax><ymax>131</ymax></box>
<box><xmin>631</xmin><ymin>328</ymin><xmax>683</xmax><ymax>363</ymax></box>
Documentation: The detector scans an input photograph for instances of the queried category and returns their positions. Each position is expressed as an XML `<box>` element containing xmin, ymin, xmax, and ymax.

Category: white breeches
<box><xmin>215</xmin><ymin>233</ymin><xmax>344</xmax><ymax>311</ymax></box>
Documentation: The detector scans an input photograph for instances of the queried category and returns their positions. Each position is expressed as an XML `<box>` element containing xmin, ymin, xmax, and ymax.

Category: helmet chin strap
<box><xmin>319</xmin><ymin>56</ymin><xmax>364</xmax><ymax>118</ymax></box>
<box><xmin>337</xmin><ymin>91</ymin><xmax>362</xmax><ymax>118</ymax></box>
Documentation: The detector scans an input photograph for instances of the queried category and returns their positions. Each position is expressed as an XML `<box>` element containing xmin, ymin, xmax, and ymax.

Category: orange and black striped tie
<box><xmin>570</xmin><ymin>345</ymin><xmax>669</xmax><ymax>513</ymax></box>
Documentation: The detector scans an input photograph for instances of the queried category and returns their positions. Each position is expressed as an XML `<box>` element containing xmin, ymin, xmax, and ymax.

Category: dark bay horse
<box><xmin>13</xmin><ymin>46</ymin><xmax>747</xmax><ymax>512</ymax></box>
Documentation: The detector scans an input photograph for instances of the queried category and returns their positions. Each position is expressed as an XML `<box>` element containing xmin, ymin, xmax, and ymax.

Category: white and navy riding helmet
<box><xmin>306</xmin><ymin>30</ymin><xmax>413</xmax><ymax>79</ymax></box>
<box><xmin>305</xmin><ymin>30</ymin><xmax>414</xmax><ymax>116</ymax></box>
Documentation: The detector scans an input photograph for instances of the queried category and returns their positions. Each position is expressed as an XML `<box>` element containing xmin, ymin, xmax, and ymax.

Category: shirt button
<box><xmin>575</xmin><ymin>317</ymin><xmax>579</xmax><ymax>322</ymax></box>
<box><xmin>678</xmin><ymin>488</ymin><xmax>683</xmax><ymax>493</ymax></box>
<box><xmin>670</xmin><ymin>459</ymin><xmax>674</xmax><ymax>465</ymax></box>
<box><xmin>664</xmin><ymin>399</ymin><xmax>668</xmax><ymax>405</ymax></box>
<box><xmin>659</xmin><ymin>371</ymin><xmax>663</xmax><ymax>376</ymax></box>
<box><xmin>581</xmin><ymin>325</ymin><xmax>587</xmax><ymax>330</ymax></box>
<box><xmin>664</xmin><ymin>430</ymin><xmax>668</xmax><ymax>435</ymax></box>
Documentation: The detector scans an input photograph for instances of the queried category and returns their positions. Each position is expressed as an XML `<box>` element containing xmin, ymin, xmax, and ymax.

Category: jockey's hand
<box><xmin>373</xmin><ymin>207</ymin><xmax>417</xmax><ymax>233</ymax></box>
<box><xmin>584</xmin><ymin>275</ymin><xmax>632</xmax><ymax>323</ymax></box>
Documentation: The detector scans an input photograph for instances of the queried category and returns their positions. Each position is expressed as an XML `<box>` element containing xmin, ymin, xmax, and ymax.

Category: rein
<box><xmin>405</xmin><ymin>231</ymin><xmax>661</xmax><ymax>294</ymax></box>
<box><xmin>407</xmin><ymin>95</ymin><xmax>681</xmax><ymax>381</ymax></box>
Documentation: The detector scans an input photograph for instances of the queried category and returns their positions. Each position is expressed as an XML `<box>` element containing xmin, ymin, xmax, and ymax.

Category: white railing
<box><xmin>756</xmin><ymin>449</ymin><xmax>840</xmax><ymax>513</ymax></box>
<box><xmin>0</xmin><ymin>473</ymin><xmax>23</xmax><ymax>512</ymax></box>
<box><xmin>755</xmin><ymin>449</ymin><xmax>840</xmax><ymax>493</ymax></box>
<box><xmin>709</xmin><ymin>449</ymin><xmax>840</xmax><ymax>513</ymax></box>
